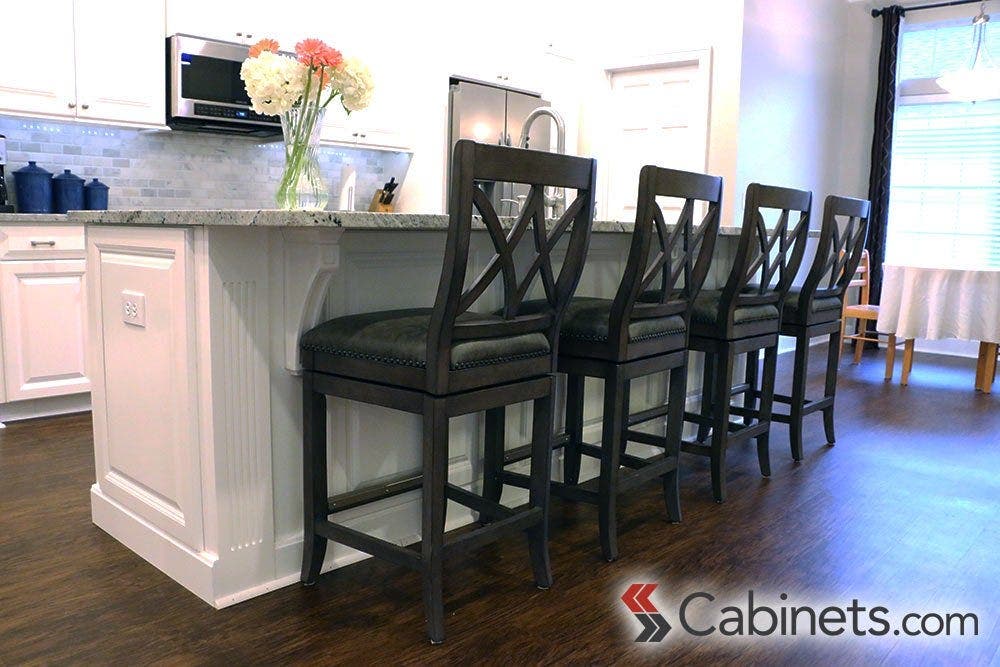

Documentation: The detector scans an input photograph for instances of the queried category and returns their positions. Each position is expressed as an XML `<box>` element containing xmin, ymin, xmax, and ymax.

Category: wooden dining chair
<box><xmin>299</xmin><ymin>139</ymin><xmax>597</xmax><ymax>643</ymax></box>
<box><xmin>840</xmin><ymin>250</ymin><xmax>907</xmax><ymax>380</ymax></box>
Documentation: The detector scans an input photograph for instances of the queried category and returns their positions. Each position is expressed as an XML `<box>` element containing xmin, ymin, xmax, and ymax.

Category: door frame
<box><xmin>597</xmin><ymin>48</ymin><xmax>713</xmax><ymax>221</ymax></box>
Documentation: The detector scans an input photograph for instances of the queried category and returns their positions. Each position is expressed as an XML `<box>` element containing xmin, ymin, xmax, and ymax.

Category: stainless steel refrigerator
<box><xmin>447</xmin><ymin>77</ymin><xmax>551</xmax><ymax>217</ymax></box>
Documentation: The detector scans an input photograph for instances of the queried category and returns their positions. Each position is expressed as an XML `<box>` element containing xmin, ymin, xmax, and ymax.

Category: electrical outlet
<box><xmin>121</xmin><ymin>291</ymin><xmax>146</xmax><ymax>328</ymax></box>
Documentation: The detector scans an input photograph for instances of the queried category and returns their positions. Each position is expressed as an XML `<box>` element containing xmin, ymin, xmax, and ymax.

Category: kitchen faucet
<box><xmin>517</xmin><ymin>107</ymin><xmax>567</xmax><ymax>218</ymax></box>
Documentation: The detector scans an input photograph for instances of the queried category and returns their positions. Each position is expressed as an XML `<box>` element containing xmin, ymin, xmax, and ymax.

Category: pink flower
<box><xmin>295</xmin><ymin>38</ymin><xmax>343</xmax><ymax>69</ymax></box>
<box><xmin>248</xmin><ymin>38</ymin><xmax>280</xmax><ymax>58</ymax></box>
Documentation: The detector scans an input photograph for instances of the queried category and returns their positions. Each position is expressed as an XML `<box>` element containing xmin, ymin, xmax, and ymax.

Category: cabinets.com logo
<box><xmin>621</xmin><ymin>583</ymin><xmax>980</xmax><ymax>643</ymax></box>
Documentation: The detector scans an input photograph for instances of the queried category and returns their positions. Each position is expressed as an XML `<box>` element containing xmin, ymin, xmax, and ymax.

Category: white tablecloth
<box><xmin>876</xmin><ymin>264</ymin><xmax>1000</xmax><ymax>342</ymax></box>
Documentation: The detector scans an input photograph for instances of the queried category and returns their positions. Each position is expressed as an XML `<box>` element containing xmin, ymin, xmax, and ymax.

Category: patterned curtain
<box><xmin>866</xmin><ymin>5</ymin><xmax>905</xmax><ymax>304</ymax></box>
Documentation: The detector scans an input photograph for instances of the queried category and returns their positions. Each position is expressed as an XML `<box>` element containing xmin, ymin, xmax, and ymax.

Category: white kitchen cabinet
<box><xmin>0</xmin><ymin>1</ymin><xmax>78</xmax><ymax>119</ymax></box>
<box><xmin>0</xmin><ymin>259</ymin><xmax>89</xmax><ymax>401</ymax></box>
<box><xmin>0</xmin><ymin>224</ymin><xmax>90</xmax><ymax>404</ymax></box>
<box><xmin>165</xmin><ymin>0</ymin><xmax>270</xmax><ymax>45</ymax></box>
<box><xmin>0</xmin><ymin>0</ymin><xmax>166</xmax><ymax>126</ymax></box>
<box><xmin>74</xmin><ymin>0</ymin><xmax>166</xmax><ymax>125</ymax></box>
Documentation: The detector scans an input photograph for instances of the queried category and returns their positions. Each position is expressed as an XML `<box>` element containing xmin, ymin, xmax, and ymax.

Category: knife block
<box><xmin>368</xmin><ymin>190</ymin><xmax>394</xmax><ymax>213</ymax></box>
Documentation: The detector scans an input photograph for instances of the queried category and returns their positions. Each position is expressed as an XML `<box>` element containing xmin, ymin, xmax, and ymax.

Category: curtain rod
<box><xmin>872</xmin><ymin>0</ymin><xmax>981</xmax><ymax>18</ymax></box>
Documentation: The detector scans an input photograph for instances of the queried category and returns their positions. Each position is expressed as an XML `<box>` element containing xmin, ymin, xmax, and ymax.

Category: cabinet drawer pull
<box><xmin>30</xmin><ymin>240</ymin><xmax>56</xmax><ymax>247</ymax></box>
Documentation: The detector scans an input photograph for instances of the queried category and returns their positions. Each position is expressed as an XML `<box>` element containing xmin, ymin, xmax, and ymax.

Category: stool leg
<box><xmin>620</xmin><ymin>379</ymin><xmax>631</xmax><ymax>455</ymax></box>
<box><xmin>598</xmin><ymin>369</ymin><xmax>625</xmax><ymax>561</ymax></box>
<box><xmin>709</xmin><ymin>344</ymin><xmax>734</xmax><ymax>503</ymax></box>
<box><xmin>743</xmin><ymin>350</ymin><xmax>760</xmax><ymax>426</ymax></box>
<box><xmin>663</xmin><ymin>361</ymin><xmax>686</xmax><ymax>523</ymax></box>
<box><xmin>823</xmin><ymin>330</ymin><xmax>840</xmax><ymax>444</ymax></box>
<box><xmin>853</xmin><ymin>323</ymin><xmax>865</xmax><ymax>364</ymax></box>
<box><xmin>756</xmin><ymin>344</ymin><xmax>778</xmax><ymax>477</ymax></box>
<box><xmin>563</xmin><ymin>374</ymin><xmax>585</xmax><ymax>485</ymax></box>
<box><xmin>482</xmin><ymin>406</ymin><xmax>505</xmax><ymax>514</ymax></box>
<box><xmin>697</xmin><ymin>352</ymin><xmax>715</xmax><ymax>443</ymax></box>
<box><xmin>421</xmin><ymin>397</ymin><xmax>448</xmax><ymax>644</ymax></box>
<box><xmin>789</xmin><ymin>331</ymin><xmax>809</xmax><ymax>462</ymax></box>
<box><xmin>527</xmin><ymin>392</ymin><xmax>554</xmax><ymax>589</ymax></box>
<box><xmin>301</xmin><ymin>372</ymin><xmax>328</xmax><ymax>585</ymax></box>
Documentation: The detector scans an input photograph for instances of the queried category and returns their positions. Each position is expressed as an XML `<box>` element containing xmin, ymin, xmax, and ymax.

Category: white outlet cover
<box><xmin>121</xmin><ymin>290</ymin><xmax>146</xmax><ymax>328</ymax></box>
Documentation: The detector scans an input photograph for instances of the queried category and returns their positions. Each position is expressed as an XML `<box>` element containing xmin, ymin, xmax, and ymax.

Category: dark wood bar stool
<box><xmin>486</xmin><ymin>166</ymin><xmax>723</xmax><ymax>561</ymax></box>
<box><xmin>677</xmin><ymin>183</ymin><xmax>812</xmax><ymax>503</ymax></box>
<box><xmin>771</xmin><ymin>195</ymin><xmax>870</xmax><ymax>460</ymax></box>
<box><xmin>298</xmin><ymin>139</ymin><xmax>596</xmax><ymax>644</ymax></box>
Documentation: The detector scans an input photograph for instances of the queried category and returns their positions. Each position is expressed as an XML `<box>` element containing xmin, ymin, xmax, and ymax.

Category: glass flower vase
<box><xmin>276</xmin><ymin>105</ymin><xmax>329</xmax><ymax>210</ymax></box>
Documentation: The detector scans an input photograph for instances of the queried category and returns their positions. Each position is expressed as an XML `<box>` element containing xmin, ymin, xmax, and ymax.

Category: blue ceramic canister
<box><xmin>12</xmin><ymin>161</ymin><xmax>53</xmax><ymax>213</ymax></box>
<box><xmin>53</xmin><ymin>169</ymin><xmax>85</xmax><ymax>213</ymax></box>
<box><xmin>84</xmin><ymin>178</ymin><xmax>109</xmax><ymax>210</ymax></box>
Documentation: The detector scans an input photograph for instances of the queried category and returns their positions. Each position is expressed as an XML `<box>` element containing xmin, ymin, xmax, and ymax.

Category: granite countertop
<box><xmin>1</xmin><ymin>210</ymin><xmax>800</xmax><ymax>237</ymax></box>
<box><xmin>0</xmin><ymin>213</ymin><xmax>77</xmax><ymax>224</ymax></box>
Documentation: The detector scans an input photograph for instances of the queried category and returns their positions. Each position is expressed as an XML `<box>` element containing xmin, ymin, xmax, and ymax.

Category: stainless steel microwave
<box><xmin>166</xmin><ymin>34</ymin><xmax>282</xmax><ymax>138</ymax></box>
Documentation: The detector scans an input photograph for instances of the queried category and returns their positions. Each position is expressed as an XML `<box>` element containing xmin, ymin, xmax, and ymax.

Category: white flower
<box><xmin>333</xmin><ymin>57</ymin><xmax>375</xmax><ymax>112</ymax></box>
<box><xmin>240</xmin><ymin>51</ymin><xmax>307</xmax><ymax>116</ymax></box>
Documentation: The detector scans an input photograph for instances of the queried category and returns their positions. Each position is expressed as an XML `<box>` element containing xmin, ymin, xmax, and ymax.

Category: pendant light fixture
<box><xmin>936</xmin><ymin>2</ymin><xmax>1000</xmax><ymax>101</ymax></box>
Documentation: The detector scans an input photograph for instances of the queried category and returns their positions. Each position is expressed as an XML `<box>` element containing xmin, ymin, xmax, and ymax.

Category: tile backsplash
<box><xmin>0</xmin><ymin>116</ymin><xmax>411</xmax><ymax>211</ymax></box>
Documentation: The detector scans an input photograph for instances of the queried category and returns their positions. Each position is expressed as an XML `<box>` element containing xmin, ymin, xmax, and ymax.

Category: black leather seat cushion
<box><xmin>518</xmin><ymin>297</ymin><xmax>685</xmax><ymax>343</ymax></box>
<box><xmin>561</xmin><ymin>297</ymin><xmax>685</xmax><ymax>343</ymax></box>
<box><xmin>301</xmin><ymin>308</ymin><xmax>550</xmax><ymax>371</ymax></box>
<box><xmin>640</xmin><ymin>290</ymin><xmax>779</xmax><ymax>328</ymax></box>
<box><xmin>782</xmin><ymin>286</ymin><xmax>842</xmax><ymax>322</ymax></box>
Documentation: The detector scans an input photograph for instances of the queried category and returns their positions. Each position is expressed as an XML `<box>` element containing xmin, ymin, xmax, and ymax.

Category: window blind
<box><xmin>887</xmin><ymin>23</ymin><xmax>1000</xmax><ymax>270</ymax></box>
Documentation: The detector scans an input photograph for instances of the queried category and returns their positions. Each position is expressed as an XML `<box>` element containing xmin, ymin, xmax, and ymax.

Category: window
<box><xmin>886</xmin><ymin>19</ymin><xmax>1000</xmax><ymax>269</ymax></box>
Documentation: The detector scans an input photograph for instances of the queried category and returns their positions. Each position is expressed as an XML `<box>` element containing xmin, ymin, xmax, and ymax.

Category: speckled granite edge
<box><xmin>69</xmin><ymin>209</ymin><xmax>637</xmax><ymax>232</ymax></box>
<box><xmin>9</xmin><ymin>210</ymin><xmax>810</xmax><ymax>237</ymax></box>
<box><xmin>0</xmin><ymin>213</ymin><xmax>73</xmax><ymax>224</ymax></box>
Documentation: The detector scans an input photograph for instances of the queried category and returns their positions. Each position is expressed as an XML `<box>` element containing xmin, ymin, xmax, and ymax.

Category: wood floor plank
<box><xmin>0</xmin><ymin>345</ymin><xmax>996</xmax><ymax>665</ymax></box>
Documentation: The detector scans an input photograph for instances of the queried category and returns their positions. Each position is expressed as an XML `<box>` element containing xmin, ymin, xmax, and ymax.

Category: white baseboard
<box><xmin>90</xmin><ymin>484</ymin><xmax>218</xmax><ymax>605</ymax></box>
<box><xmin>0</xmin><ymin>393</ymin><xmax>91</xmax><ymax>425</ymax></box>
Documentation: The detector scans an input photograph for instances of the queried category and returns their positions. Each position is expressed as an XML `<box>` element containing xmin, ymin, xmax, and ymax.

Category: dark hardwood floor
<box><xmin>1</xmin><ymin>346</ymin><xmax>997</xmax><ymax>665</ymax></box>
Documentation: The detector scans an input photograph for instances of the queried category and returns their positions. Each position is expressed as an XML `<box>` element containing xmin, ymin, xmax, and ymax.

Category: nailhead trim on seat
<box><xmin>300</xmin><ymin>344</ymin><xmax>549</xmax><ymax>371</ymax></box>
<box><xmin>563</xmin><ymin>327</ymin><xmax>686</xmax><ymax>343</ymax></box>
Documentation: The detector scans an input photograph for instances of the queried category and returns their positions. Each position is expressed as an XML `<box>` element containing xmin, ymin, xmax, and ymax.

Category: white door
<box><xmin>0</xmin><ymin>0</ymin><xmax>78</xmax><ymax>118</ymax></box>
<box><xmin>604</xmin><ymin>56</ymin><xmax>710</xmax><ymax>222</ymax></box>
<box><xmin>0</xmin><ymin>259</ymin><xmax>89</xmax><ymax>401</ymax></box>
<box><xmin>73</xmin><ymin>0</ymin><xmax>166</xmax><ymax>125</ymax></box>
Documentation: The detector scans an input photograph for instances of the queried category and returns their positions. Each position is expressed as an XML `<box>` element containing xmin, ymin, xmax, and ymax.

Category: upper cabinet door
<box><xmin>74</xmin><ymin>0</ymin><xmax>166</xmax><ymax>126</ymax></box>
<box><xmin>0</xmin><ymin>0</ymin><xmax>77</xmax><ymax>118</ymax></box>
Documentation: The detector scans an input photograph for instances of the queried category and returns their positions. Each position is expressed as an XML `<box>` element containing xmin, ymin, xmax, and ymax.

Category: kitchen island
<box><xmin>79</xmin><ymin>209</ymin><xmax>754</xmax><ymax>608</ymax></box>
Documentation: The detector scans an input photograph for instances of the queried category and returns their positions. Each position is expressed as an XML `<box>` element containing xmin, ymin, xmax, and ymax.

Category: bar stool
<box><xmin>299</xmin><ymin>139</ymin><xmax>596</xmax><ymax>643</ymax></box>
<box><xmin>484</xmin><ymin>165</ymin><xmax>722</xmax><ymax>562</ymax></box>
<box><xmin>676</xmin><ymin>183</ymin><xmax>812</xmax><ymax>502</ymax></box>
<box><xmin>771</xmin><ymin>195</ymin><xmax>870</xmax><ymax>459</ymax></box>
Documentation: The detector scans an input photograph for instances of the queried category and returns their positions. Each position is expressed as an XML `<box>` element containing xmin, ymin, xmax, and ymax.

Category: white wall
<box><xmin>738</xmin><ymin>0</ymin><xmax>869</xmax><ymax>219</ymax></box>
<box><xmin>571</xmin><ymin>0</ymin><xmax>747</xmax><ymax>225</ymax></box>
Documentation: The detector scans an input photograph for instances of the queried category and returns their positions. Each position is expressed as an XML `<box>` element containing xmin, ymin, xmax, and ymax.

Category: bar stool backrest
<box><xmin>721</xmin><ymin>183</ymin><xmax>813</xmax><ymax>319</ymax></box>
<box><xmin>427</xmin><ymin>139</ymin><xmax>597</xmax><ymax>392</ymax></box>
<box><xmin>608</xmin><ymin>166</ymin><xmax>723</xmax><ymax>352</ymax></box>
<box><xmin>799</xmin><ymin>195</ymin><xmax>871</xmax><ymax>306</ymax></box>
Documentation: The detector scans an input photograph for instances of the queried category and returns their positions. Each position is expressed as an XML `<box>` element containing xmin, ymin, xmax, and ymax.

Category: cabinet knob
<box><xmin>30</xmin><ymin>240</ymin><xmax>56</xmax><ymax>247</ymax></box>
<box><xmin>236</xmin><ymin>32</ymin><xmax>243</xmax><ymax>37</ymax></box>
<box><xmin>246</xmin><ymin>33</ymin><xmax>253</xmax><ymax>39</ymax></box>
<box><xmin>81</xmin><ymin>103</ymin><xmax>90</xmax><ymax>110</ymax></box>
<box><xmin>68</xmin><ymin>102</ymin><xmax>76</xmax><ymax>109</ymax></box>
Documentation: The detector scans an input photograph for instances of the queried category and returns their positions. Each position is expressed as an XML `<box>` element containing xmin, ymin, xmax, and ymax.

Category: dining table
<box><xmin>876</xmin><ymin>263</ymin><xmax>1000</xmax><ymax>392</ymax></box>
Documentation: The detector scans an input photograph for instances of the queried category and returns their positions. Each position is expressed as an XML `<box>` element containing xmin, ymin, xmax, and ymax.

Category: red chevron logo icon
<box><xmin>621</xmin><ymin>583</ymin><xmax>659</xmax><ymax>613</ymax></box>
<box><xmin>622</xmin><ymin>583</ymin><xmax>671</xmax><ymax>642</ymax></box>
